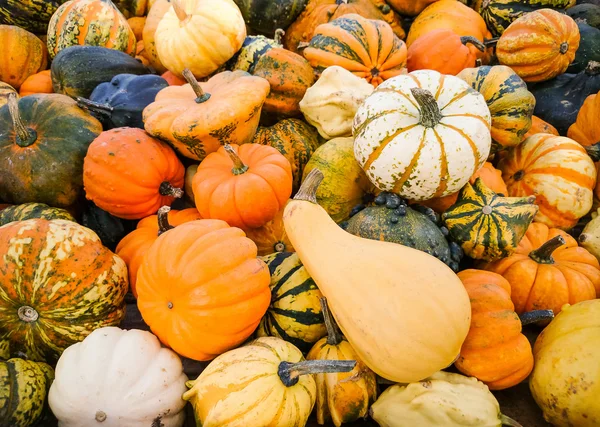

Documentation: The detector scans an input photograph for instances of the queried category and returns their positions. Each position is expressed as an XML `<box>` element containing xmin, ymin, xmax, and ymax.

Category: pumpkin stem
<box><xmin>7</xmin><ymin>93</ymin><xmax>37</xmax><ymax>147</ymax></box>
<box><xmin>519</xmin><ymin>309</ymin><xmax>554</xmax><ymax>326</ymax></box>
<box><xmin>586</xmin><ymin>61</ymin><xmax>600</xmax><ymax>75</ymax></box>
<box><xmin>95</xmin><ymin>411</ymin><xmax>107</xmax><ymax>422</ymax></box>
<box><xmin>157</xmin><ymin>206</ymin><xmax>174</xmax><ymax>235</ymax></box>
<box><xmin>297</xmin><ymin>41</ymin><xmax>310</xmax><ymax>50</ymax></box>
<box><xmin>460</xmin><ymin>36</ymin><xmax>485</xmax><ymax>52</ymax></box>
<box><xmin>294</xmin><ymin>168</ymin><xmax>324</xmax><ymax>204</ymax></box>
<box><xmin>500</xmin><ymin>414</ymin><xmax>523</xmax><ymax>427</ymax></box>
<box><xmin>159</xmin><ymin>182</ymin><xmax>184</xmax><ymax>198</ymax></box>
<box><xmin>274</xmin><ymin>242</ymin><xmax>286</xmax><ymax>252</ymax></box>
<box><xmin>76</xmin><ymin>97</ymin><xmax>114</xmax><ymax>117</ymax></box>
<box><xmin>320</xmin><ymin>297</ymin><xmax>343</xmax><ymax>346</ymax></box>
<box><xmin>17</xmin><ymin>305</ymin><xmax>39</xmax><ymax>323</ymax></box>
<box><xmin>278</xmin><ymin>359</ymin><xmax>356</xmax><ymax>387</ymax></box>
<box><xmin>483</xmin><ymin>37</ymin><xmax>499</xmax><ymax>46</ymax></box>
<box><xmin>410</xmin><ymin>88</ymin><xmax>442</xmax><ymax>128</ymax></box>
<box><xmin>172</xmin><ymin>0</ymin><xmax>188</xmax><ymax>21</ymax></box>
<box><xmin>274</xmin><ymin>29</ymin><xmax>285</xmax><ymax>45</ymax></box>
<box><xmin>583</xmin><ymin>141</ymin><xmax>600</xmax><ymax>162</ymax></box>
<box><xmin>223</xmin><ymin>144</ymin><xmax>249</xmax><ymax>175</ymax></box>
<box><xmin>528</xmin><ymin>235</ymin><xmax>566</xmax><ymax>264</ymax></box>
<box><xmin>182</xmin><ymin>68</ymin><xmax>211</xmax><ymax>103</ymax></box>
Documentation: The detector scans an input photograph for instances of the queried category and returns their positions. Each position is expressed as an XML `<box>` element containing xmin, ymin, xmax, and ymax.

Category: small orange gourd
<box><xmin>19</xmin><ymin>70</ymin><xmax>53</xmax><ymax>97</ymax></box>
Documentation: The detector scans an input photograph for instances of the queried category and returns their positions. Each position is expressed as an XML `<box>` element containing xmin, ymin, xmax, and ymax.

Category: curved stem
<box><xmin>294</xmin><ymin>168</ymin><xmax>324</xmax><ymax>204</ymax></box>
<box><xmin>484</xmin><ymin>37</ymin><xmax>499</xmax><ymax>46</ymax></box>
<box><xmin>583</xmin><ymin>141</ymin><xmax>600</xmax><ymax>162</ymax></box>
<box><xmin>278</xmin><ymin>359</ymin><xmax>356</xmax><ymax>387</ymax></box>
<box><xmin>320</xmin><ymin>297</ymin><xmax>343</xmax><ymax>346</ymax></box>
<box><xmin>182</xmin><ymin>68</ymin><xmax>211</xmax><ymax>103</ymax></box>
<box><xmin>76</xmin><ymin>97</ymin><xmax>114</xmax><ymax>117</ymax></box>
<box><xmin>519</xmin><ymin>309</ymin><xmax>554</xmax><ymax>326</ymax></box>
<box><xmin>274</xmin><ymin>29</ymin><xmax>285</xmax><ymax>45</ymax></box>
<box><xmin>529</xmin><ymin>235</ymin><xmax>565</xmax><ymax>264</ymax></box>
<box><xmin>410</xmin><ymin>88</ymin><xmax>442</xmax><ymax>128</ymax></box>
<box><xmin>7</xmin><ymin>93</ymin><xmax>37</xmax><ymax>147</ymax></box>
<box><xmin>460</xmin><ymin>36</ymin><xmax>485</xmax><ymax>52</ymax></box>
<box><xmin>224</xmin><ymin>144</ymin><xmax>249</xmax><ymax>175</ymax></box>
<box><xmin>586</xmin><ymin>61</ymin><xmax>600</xmax><ymax>75</ymax></box>
<box><xmin>159</xmin><ymin>182</ymin><xmax>184</xmax><ymax>198</ymax></box>
<box><xmin>172</xmin><ymin>0</ymin><xmax>188</xmax><ymax>21</ymax></box>
<box><xmin>157</xmin><ymin>206</ymin><xmax>174</xmax><ymax>235</ymax></box>
<box><xmin>500</xmin><ymin>414</ymin><xmax>523</xmax><ymax>427</ymax></box>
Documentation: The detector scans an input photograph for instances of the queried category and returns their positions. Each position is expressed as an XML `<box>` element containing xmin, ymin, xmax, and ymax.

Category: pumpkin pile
<box><xmin>2</xmin><ymin>0</ymin><xmax>600</xmax><ymax>426</ymax></box>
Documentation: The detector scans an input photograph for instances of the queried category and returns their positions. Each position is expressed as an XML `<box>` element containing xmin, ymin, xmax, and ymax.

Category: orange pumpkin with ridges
<box><xmin>0</xmin><ymin>25</ymin><xmax>48</xmax><ymax>90</ymax></box>
<box><xmin>19</xmin><ymin>70</ymin><xmax>53</xmax><ymax>97</ymax></box>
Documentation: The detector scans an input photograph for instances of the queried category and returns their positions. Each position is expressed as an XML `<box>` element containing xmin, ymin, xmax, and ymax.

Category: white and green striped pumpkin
<box><xmin>352</xmin><ymin>69</ymin><xmax>492</xmax><ymax>201</ymax></box>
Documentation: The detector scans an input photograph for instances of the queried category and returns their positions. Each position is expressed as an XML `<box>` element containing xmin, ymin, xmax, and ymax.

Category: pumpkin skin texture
<box><xmin>457</xmin><ymin>65</ymin><xmax>535</xmax><ymax>152</ymax></box>
<box><xmin>48</xmin><ymin>327</ymin><xmax>188</xmax><ymax>427</ymax></box>
<box><xmin>0</xmin><ymin>203</ymin><xmax>74</xmax><ymax>226</ymax></box>
<box><xmin>193</xmin><ymin>144</ymin><xmax>293</xmax><ymax>229</ymax></box>
<box><xmin>524</xmin><ymin>115</ymin><xmax>558</xmax><ymax>139</ymax></box>
<box><xmin>0</xmin><ymin>82</ymin><xmax>17</xmax><ymax>109</ymax></box>
<box><xmin>304</xmin><ymin>14</ymin><xmax>407</xmax><ymax>87</ymax></box>
<box><xmin>143</xmin><ymin>70</ymin><xmax>270</xmax><ymax>161</ymax></box>
<box><xmin>83</xmin><ymin>128</ymin><xmax>185</xmax><ymax>220</ymax></box>
<box><xmin>568</xmin><ymin>92</ymin><xmax>600</xmax><ymax>151</ymax></box>
<box><xmin>353</xmin><ymin>69</ymin><xmax>492</xmax><ymax>200</ymax></box>
<box><xmin>233</xmin><ymin>0</ymin><xmax>307</xmax><ymax>37</ymax></box>
<box><xmin>0</xmin><ymin>94</ymin><xmax>103</xmax><ymax>208</ymax></box>
<box><xmin>0</xmin><ymin>219</ymin><xmax>129</xmax><ymax>363</ymax></box>
<box><xmin>245</xmin><ymin>201</ymin><xmax>295</xmax><ymax>256</ymax></box>
<box><xmin>496</xmin><ymin>9</ymin><xmax>580</xmax><ymax>83</ymax></box>
<box><xmin>154</xmin><ymin>0</ymin><xmax>246</xmax><ymax>78</ymax></box>
<box><xmin>483</xmin><ymin>222</ymin><xmax>600</xmax><ymax>315</ymax></box>
<box><xmin>0</xmin><ymin>358</ymin><xmax>54</xmax><ymax>427</ymax></box>
<box><xmin>142</xmin><ymin>0</ymin><xmax>170</xmax><ymax>74</ymax></box>
<box><xmin>529</xmin><ymin>300</ymin><xmax>600</xmax><ymax>426</ymax></box>
<box><xmin>256</xmin><ymin>252</ymin><xmax>326</xmax><ymax>352</ymax></box>
<box><xmin>136</xmin><ymin>220</ymin><xmax>271</xmax><ymax>361</ymax></box>
<box><xmin>498</xmin><ymin>134</ymin><xmax>597</xmax><ymax>229</ymax></box>
<box><xmin>19</xmin><ymin>70</ymin><xmax>53</xmax><ymax>96</ymax></box>
<box><xmin>0</xmin><ymin>0</ymin><xmax>68</xmax><ymax>35</ymax></box>
<box><xmin>0</xmin><ymin>25</ymin><xmax>48</xmax><ymax>90</ymax></box>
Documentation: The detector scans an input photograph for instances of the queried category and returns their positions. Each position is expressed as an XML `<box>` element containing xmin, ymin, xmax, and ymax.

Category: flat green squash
<box><xmin>0</xmin><ymin>203</ymin><xmax>74</xmax><ymax>226</ymax></box>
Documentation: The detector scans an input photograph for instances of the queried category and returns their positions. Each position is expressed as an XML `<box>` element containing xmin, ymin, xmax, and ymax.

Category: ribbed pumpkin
<box><xmin>0</xmin><ymin>203</ymin><xmax>74</xmax><ymax>226</ymax></box>
<box><xmin>457</xmin><ymin>65</ymin><xmax>535</xmax><ymax>152</ymax></box>
<box><xmin>256</xmin><ymin>252</ymin><xmax>327</xmax><ymax>353</ymax></box>
<box><xmin>141</xmin><ymin>0</ymin><xmax>170</xmax><ymax>74</ymax></box>
<box><xmin>496</xmin><ymin>9</ymin><xmax>580</xmax><ymax>83</ymax></box>
<box><xmin>0</xmin><ymin>25</ymin><xmax>48</xmax><ymax>90</ymax></box>
<box><xmin>19</xmin><ymin>70</ymin><xmax>53</xmax><ymax>96</ymax></box>
<box><xmin>304</xmin><ymin>14</ymin><xmax>407</xmax><ymax>87</ymax></box>
<box><xmin>0</xmin><ymin>82</ymin><xmax>17</xmax><ymax>108</ymax></box>
<box><xmin>0</xmin><ymin>219</ymin><xmax>129</xmax><ymax>362</ymax></box>
<box><xmin>0</xmin><ymin>0</ymin><xmax>69</xmax><ymax>34</ymax></box>
<box><xmin>47</xmin><ymin>0</ymin><xmax>136</xmax><ymax>59</ymax></box>
<box><xmin>525</xmin><ymin>115</ymin><xmax>558</xmax><ymax>139</ymax></box>
<box><xmin>245</xmin><ymin>201</ymin><xmax>295</xmax><ymax>256</ymax></box>
<box><xmin>442</xmin><ymin>178</ymin><xmax>538</xmax><ymax>261</ymax></box>
<box><xmin>498</xmin><ymin>133</ymin><xmax>597</xmax><ymax>230</ymax></box>
<box><xmin>568</xmin><ymin>92</ymin><xmax>600</xmax><ymax>149</ymax></box>
<box><xmin>83</xmin><ymin>127</ymin><xmax>185</xmax><ymax>220</ymax></box>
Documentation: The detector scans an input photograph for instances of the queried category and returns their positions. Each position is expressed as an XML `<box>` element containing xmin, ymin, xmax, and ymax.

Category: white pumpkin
<box><xmin>353</xmin><ymin>70</ymin><xmax>492</xmax><ymax>200</ymax></box>
<box><xmin>48</xmin><ymin>327</ymin><xmax>188</xmax><ymax>427</ymax></box>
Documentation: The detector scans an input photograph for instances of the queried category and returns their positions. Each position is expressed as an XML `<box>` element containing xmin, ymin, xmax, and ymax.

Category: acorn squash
<box><xmin>227</xmin><ymin>34</ymin><xmax>282</xmax><ymax>74</ymax></box>
<box><xmin>0</xmin><ymin>203</ymin><xmax>74</xmax><ymax>226</ymax></box>
<box><xmin>233</xmin><ymin>0</ymin><xmax>308</xmax><ymax>37</ymax></box>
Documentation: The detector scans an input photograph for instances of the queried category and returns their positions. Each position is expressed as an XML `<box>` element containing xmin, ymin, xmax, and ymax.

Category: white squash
<box><xmin>353</xmin><ymin>69</ymin><xmax>492</xmax><ymax>200</ymax></box>
<box><xmin>48</xmin><ymin>327</ymin><xmax>188</xmax><ymax>427</ymax></box>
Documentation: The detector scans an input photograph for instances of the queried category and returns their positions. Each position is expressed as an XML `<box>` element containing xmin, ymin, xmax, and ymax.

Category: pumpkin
<box><xmin>0</xmin><ymin>219</ymin><xmax>128</xmax><ymax>362</ymax></box>
<box><xmin>303</xmin><ymin>14</ymin><xmax>407</xmax><ymax>87</ymax></box>
<box><xmin>192</xmin><ymin>144</ymin><xmax>292</xmax><ymax>229</ymax></box>
<box><xmin>19</xmin><ymin>70</ymin><xmax>53</xmax><ymax>96</ymax></box>
<box><xmin>498</xmin><ymin>133</ymin><xmax>597</xmax><ymax>229</ymax></box>
<box><xmin>473</xmin><ymin>0</ymin><xmax>576</xmax><ymax>37</ymax></box>
<box><xmin>143</xmin><ymin>69</ymin><xmax>270</xmax><ymax>161</ymax></box>
<box><xmin>136</xmin><ymin>219</ymin><xmax>271</xmax><ymax>360</ymax></box>
<box><xmin>253</xmin><ymin>48</ymin><xmax>315</xmax><ymax>117</ymax></box>
<box><xmin>307</xmin><ymin>298</ymin><xmax>377</xmax><ymax>426</ymax></box>
<box><xmin>353</xmin><ymin>69</ymin><xmax>492</xmax><ymax>200</ymax></box>
<box><xmin>283</xmin><ymin>0</ymin><xmax>405</xmax><ymax>53</ymax></box>
<box><xmin>483</xmin><ymin>222</ymin><xmax>600</xmax><ymax>315</ymax></box>
<box><xmin>0</xmin><ymin>358</ymin><xmax>54</xmax><ymax>427</ymax></box>
<box><xmin>299</xmin><ymin>66</ymin><xmax>374</xmax><ymax>140</ymax></box>
<box><xmin>78</xmin><ymin>73</ymin><xmax>168</xmax><ymax>130</ymax></box>
<box><xmin>154</xmin><ymin>0</ymin><xmax>246</xmax><ymax>78</ymax></box>
<box><xmin>116</xmin><ymin>206</ymin><xmax>201</xmax><ymax>297</ymax></box>
<box><xmin>80</xmin><ymin>201</ymin><xmax>135</xmax><ymax>251</ymax></box>
<box><xmin>245</xmin><ymin>201</ymin><xmax>295</xmax><ymax>256</ymax></box>
<box><xmin>0</xmin><ymin>25</ymin><xmax>48</xmax><ymax>90</ymax></box>
<box><xmin>567</xmin><ymin>3</ymin><xmax>600</xmax><ymax>29</ymax></box>
<box><xmin>256</xmin><ymin>252</ymin><xmax>326</xmax><ymax>352</ymax></box>
<box><xmin>142</xmin><ymin>0</ymin><xmax>170</xmax><ymax>74</ymax></box>
<box><xmin>344</xmin><ymin>192</ymin><xmax>464</xmax><ymax>271</ymax></box>
<box><xmin>568</xmin><ymin>23</ymin><xmax>600</xmax><ymax>73</ymax></box>
<box><xmin>386</xmin><ymin>0</ymin><xmax>438</xmax><ymax>16</ymax></box>
<box><xmin>228</xmin><ymin>33</ymin><xmax>283</xmax><ymax>74</ymax></box>
<box><xmin>83</xmin><ymin>127</ymin><xmax>185</xmax><ymax>220</ymax></box>
<box><xmin>457</xmin><ymin>65</ymin><xmax>535</xmax><ymax>152</ymax></box>
<box><xmin>47</xmin><ymin>0</ymin><xmax>136</xmax><ymax>59</ymax></box>
<box><xmin>0</xmin><ymin>0</ymin><xmax>68</xmax><ymax>34</ymax></box>
<box><xmin>524</xmin><ymin>115</ymin><xmax>558</xmax><ymax>139</ymax></box>
<box><xmin>496</xmin><ymin>9</ymin><xmax>580</xmax><ymax>83</ymax></box>
<box><xmin>568</xmin><ymin>92</ymin><xmax>600</xmax><ymax>157</ymax></box>
<box><xmin>0</xmin><ymin>82</ymin><xmax>17</xmax><ymax>108</ymax></box>
<box><xmin>442</xmin><ymin>178</ymin><xmax>538</xmax><ymax>261</ymax></box>
<box><xmin>407</xmin><ymin>30</ymin><xmax>485</xmax><ymax>75</ymax></box>
<box><xmin>161</xmin><ymin>70</ymin><xmax>186</xmax><ymax>86</ymax></box>
<box><xmin>0</xmin><ymin>203</ymin><xmax>74</xmax><ymax>226</ymax></box>
<box><xmin>0</xmin><ymin>94</ymin><xmax>103</xmax><ymax>207</ymax></box>
<box><xmin>51</xmin><ymin>45</ymin><xmax>150</xmax><ymax>99</ymax></box>
<box><xmin>284</xmin><ymin>169</ymin><xmax>472</xmax><ymax>382</ymax></box>
<box><xmin>233</xmin><ymin>0</ymin><xmax>307</xmax><ymax>36</ymax></box>
<box><xmin>183</xmin><ymin>336</ymin><xmax>356</xmax><ymax>427</ymax></box>
<box><xmin>127</xmin><ymin>16</ymin><xmax>145</xmax><ymax>40</ymax></box>
<box><xmin>48</xmin><ymin>327</ymin><xmax>188</xmax><ymax>427</ymax></box>
<box><xmin>252</xmin><ymin>118</ymin><xmax>320</xmax><ymax>193</ymax></box>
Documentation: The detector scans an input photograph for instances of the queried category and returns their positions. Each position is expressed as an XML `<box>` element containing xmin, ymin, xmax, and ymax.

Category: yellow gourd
<box><xmin>284</xmin><ymin>169</ymin><xmax>472</xmax><ymax>383</ymax></box>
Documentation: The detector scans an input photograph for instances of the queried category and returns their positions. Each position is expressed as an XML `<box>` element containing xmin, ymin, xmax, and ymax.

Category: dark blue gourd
<box><xmin>77</xmin><ymin>73</ymin><xmax>168</xmax><ymax>130</ymax></box>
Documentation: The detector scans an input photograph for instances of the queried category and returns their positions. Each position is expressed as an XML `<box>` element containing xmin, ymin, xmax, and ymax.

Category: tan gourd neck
<box><xmin>157</xmin><ymin>206</ymin><xmax>174</xmax><ymax>236</ymax></box>
<box><xmin>410</xmin><ymin>88</ymin><xmax>442</xmax><ymax>128</ymax></box>
<box><xmin>7</xmin><ymin>93</ymin><xmax>37</xmax><ymax>148</ymax></box>
<box><xmin>500</xmin><ymin>414</ymin><xmax>523</xmax><ymax>427</ymax></box>
<box><xmin>294</xmin><ymin>168</ymin><xmax>324</xmax><ymax>204</ymax></box>
<box><xmin>460</xmin><ymin>36</ymin><xmax>485</xmax><ymax>52</ymax></box>
<box><xmin>528</xmin><ymin>235</ymin><xmax>565</xmax><ymax>264</ymax></box>
<box><xmin>182</xmin><ymin>68</ymin><xmax>211</xmax><ymax>103</ymax></box>
<box><xmin>320</xmin><ymin>297</ymin><xmax>343</xmax><ymax>346</ymax></box>
<box><xmin>277</xmin><ymin>359</ymin><xmax>356</xmax><ymax>387</ymax></box>
<box><xmin>224</xmin><ymin>144</ymin><xmax>249</xmax><ymax>175</ymax></box>
<box><xmin>159</xmin><ymin>182</ymin><xmax>184</xmax><ymax>199</ymax></box>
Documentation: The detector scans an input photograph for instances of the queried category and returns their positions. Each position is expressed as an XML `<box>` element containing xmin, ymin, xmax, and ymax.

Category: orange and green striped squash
<box><xmin>0</xmin><ymin>219</ymin><xmax>129</xmax><ymax>363</ymax></box>
<box><xmin>47</xmin><ymin>0</ymin><xmax>136</xmax><ymax>59</ymax></box>
<box><xmin>0</xmin><ymin>202</ymin><xmax>74</xmax><ymax>226</ymax></box>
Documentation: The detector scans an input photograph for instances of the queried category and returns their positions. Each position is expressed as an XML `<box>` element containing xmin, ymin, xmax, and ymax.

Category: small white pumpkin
<box><xmin>48</xmin><ymin>327</ymin><xmax>188</xmax><ymax>427</ymax></box>
<box><xmin>353</xmin><ymin>69</ymin><xmax>492</xmax><ymax>200</ymax></box>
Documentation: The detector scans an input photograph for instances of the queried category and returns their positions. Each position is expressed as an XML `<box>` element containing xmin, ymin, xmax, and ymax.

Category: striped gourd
<box><xmin>442</xmin><ymin>178</ymin><xmax>538</xmax><ymax>261</ymax></box>
<box><xmin>256</xmin><ymin>252</ymin><xmax>327</xmax><ymax>352</ymax></box>
<box><xmin>457</xmin><ymin>65</ymin><xmax>535</xmax><ymax>153</ymax></box>
<box><xmin>47</xmin><ymin>0</ymin><xmax>136</xmax><ymax>59</ymax></box>
<box><xmin>0</xmin><ymin>0</ymin><xmax>68</xmax><ymax>34</ymax></box>
<box><xmin>353</xmin><ymin>69</ymin><xmax>492</xmax><ymax>200</ymax></box>
<box><xmin>227</xmin><ymin>34</ymin><xmax>282</xmax><ymax>74</ymax></box>
<box><xmin>0</xmin><ymin>203</ymin><xmax>74</xmax><ymax>226</ymax></box>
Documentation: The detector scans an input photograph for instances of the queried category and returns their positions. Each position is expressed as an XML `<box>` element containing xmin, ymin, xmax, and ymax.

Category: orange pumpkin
<box><xmin>19</xmin><ymin>70</ymin><xmax>53</xmax><ymax>97</ymax></box>
<box><xmin>143</xmin><ymin>69</ymin><xmax>270</xmax><ymax>161</ymax></box>
<box><xmin>192</xmin><ymin>144</ymin><xmax>293</xmax><ymax>230</ymax></box>
<box><xmin>161</xmin><ymin>70</ymin><xmax>186</xmax><ymax>86</ymax></box>
<box><xmin>524</xmin><ymin>115</ymin><xmax>559</xmax><ymax>139</ymax></box>
<box><xmin>83</xmin><ymin>127</ymin><xmax>185</xmax><ymax>220</ymax></box>
<box><xmin>142</xmin><ymin>0</ymin><xmax>170</xmax><ymax>74</ymax></box>
<box><xmin>387</xmin><ymin>0</ymin><xmax>438</xmax><ymax>15</ymax></box>
<box><xmin>245</xmin><ymin>200</ymin><xmax>295</xmax><ymax>256</ymax></box>
<box><xmin>482</xmin><ymin>222</ymin><xmax>600</xmax><ymax>315</ymax></box>
<box><xmin>127</xmin><ymin>16</ymin><xmax>146</xmax><ymax>40</ymax></box>
<box><xmin>303</xmin><ymin>14</ymin><xmax>407</xmax><ymax>87</ymax></box>
<box><xmin>0</xmin><ymin>25</ymin><xmax>48</xmax><ymax>90</ymax></box>
<box><xmin>136</xmin><ymin>219</ymin><xmax>271</xmax><ymax>361</ymax></box>
<box><xmin>407</xmin><ymin>29</ymin><xmax>485</xmax><ymax>75</ymax></box>
<box><xmin>115</xmin><ymin>206</ymin><xmax>202</xmax><ymax>297</ymax></box>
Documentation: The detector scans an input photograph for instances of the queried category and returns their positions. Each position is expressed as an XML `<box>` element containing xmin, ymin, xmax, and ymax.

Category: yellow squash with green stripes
<box><xmin>0</xmin><ymin>203</ymin><xmax>74</xmax><ymax>226</ymax></box>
